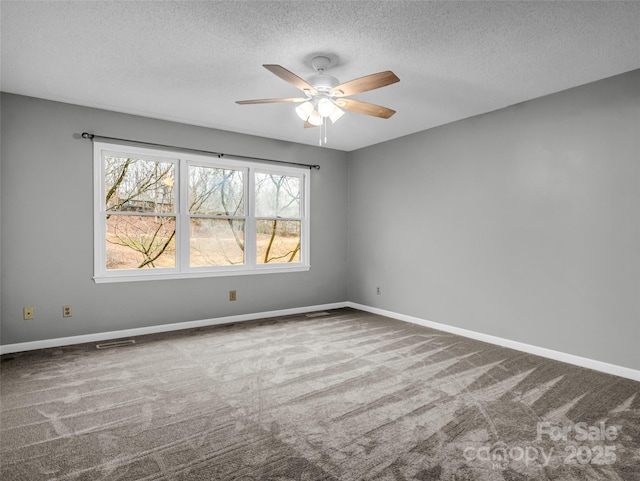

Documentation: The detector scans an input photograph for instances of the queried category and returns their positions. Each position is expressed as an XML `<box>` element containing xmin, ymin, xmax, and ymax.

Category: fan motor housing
<box><xmin>307</xmin><ymin>73</ymin><xmax>339</xmax><ymax>92</ymax></box>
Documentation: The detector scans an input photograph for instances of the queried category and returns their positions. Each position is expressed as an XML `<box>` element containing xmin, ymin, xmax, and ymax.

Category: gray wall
<box><xmin>348</xmin><ymin>70</ymin><xmax>640</xmax><ymax>371</ymax></box>
<box><xmin>3</xmin><ymin>71</ymin><xmax>639</xmax><ymax>372</ymax></box>
<box><xmin>1</xmin><ymin>93</ymin><xmax>348</xmax><ymax>344</ymax></box>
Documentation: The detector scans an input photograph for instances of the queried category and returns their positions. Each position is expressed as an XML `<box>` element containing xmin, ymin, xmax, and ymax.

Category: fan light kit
<box><xmin>237</xmin><ymin>55</ymin><xmax>399</xmax><ymax>146</ymax></box>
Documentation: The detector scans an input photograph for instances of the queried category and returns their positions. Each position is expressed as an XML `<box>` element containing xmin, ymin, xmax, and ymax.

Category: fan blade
<box><xmin>330</xmin><ymin>70</ymin><xmax>399</xmax><ymax>97</ymax></box>
<box><xmin>263</xmin><ymin>64</ymin><xmax>317</xmax><ymax>95</ymax></box>
<box><xmin>335</xmin><ymin>98</ymin><xmax>396</xmax><ymax>119</ymax></box>
<box><xmin>236</xmin><ymin>97</ymin><xmax>307</xmax><ymax>105</ymax></box>
<box><xmin>303</xmin><ymin>120</ymin><xmax>318</xmax><ymax>128</ymax></box>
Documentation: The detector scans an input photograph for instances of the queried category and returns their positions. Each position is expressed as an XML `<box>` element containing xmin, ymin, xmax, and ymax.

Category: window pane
<box><xmin>105</xmin><ymin>156</ymin><xmax>175</xmax><ymax>213</ymax></box>
<box><xmin>256</xmin><ymin>220</ymin><xmax>301</xmax><ymax>264</ymax></box>
<box><xmin>255</xmin><ymin>173</ymin><xmax>300</xmax><ymax>218</ymax></box>
<box><xmin>106</xmin><ymin>215</ymin><xmax>176</xmax><ymax>269</ymax></box>
<box><xmin>190</xmin><ymin>218</ymin><xmax>245</xmax><ymax>267</ymax></box>
<box><xmin>189</xmin><ymin>166</ymin><xmax>244</xmax><ymax>215</ymax></box>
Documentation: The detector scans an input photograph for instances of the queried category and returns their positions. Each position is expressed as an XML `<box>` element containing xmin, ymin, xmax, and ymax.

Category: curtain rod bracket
<box><xmin>80</xmin><ymin>132</ymin><xmax>320</xmax><ymax>170</ymax></box>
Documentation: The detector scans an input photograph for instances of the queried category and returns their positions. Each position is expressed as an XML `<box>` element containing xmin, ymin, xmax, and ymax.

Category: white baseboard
<box><xmin>347</xmin><ymin>302</ymin><xmax>640</xmax><ymax>382</ymax></box>
<box><xmin>2</xmin><ymin>301</ymin><xmax>638</xmax><ymax>382</ymax></box>
<box><xmin>0</xmin><ymin>302</ymin><xmax>348</xmax><ymax>355</ymax></box>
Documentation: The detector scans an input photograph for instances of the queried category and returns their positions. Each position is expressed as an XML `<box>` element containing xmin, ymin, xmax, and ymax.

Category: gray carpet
<box><xmin>1</xmin><ymin>308</ymin><xmax>638</xmax><ymax>480</ymax></box>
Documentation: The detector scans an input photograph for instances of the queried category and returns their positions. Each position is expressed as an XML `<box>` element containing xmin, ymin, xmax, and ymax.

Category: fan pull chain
<box><xmin>317</xmin><ymin>119</ymin><xmax>328</xmax><ymax>147</ymax></box>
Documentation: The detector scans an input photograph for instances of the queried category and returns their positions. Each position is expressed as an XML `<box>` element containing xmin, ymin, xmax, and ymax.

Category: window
<box><xmin>94</xmin><ymin>142</ymin><xmax>309</xmax><ymax>282</ymax></box>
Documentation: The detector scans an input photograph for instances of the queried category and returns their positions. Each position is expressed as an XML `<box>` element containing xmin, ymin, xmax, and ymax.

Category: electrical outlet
<box><xmin>63</xmin><ymin>305</ymin><xmax>72</xmax><ymax>317</ymax></box>
<box><xmin>376</xmin><ymin>286</ymin><xmax>381</xmax><ymax>295</ymax></box>
<box><xmin>229</xmin><ymin>290</ymin><xmax>237</xmax><ymax>301</ymax></box>
<box><xmin>23</xmin><ymin>306</ymin><xmax>34</xmax><ymax>320</ymax></box>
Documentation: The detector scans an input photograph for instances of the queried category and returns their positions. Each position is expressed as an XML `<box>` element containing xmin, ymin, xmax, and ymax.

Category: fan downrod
<box><xmin>308</xmin><ymin>55</ymin><xmax>339</xmax><ymax>91</ymax></box>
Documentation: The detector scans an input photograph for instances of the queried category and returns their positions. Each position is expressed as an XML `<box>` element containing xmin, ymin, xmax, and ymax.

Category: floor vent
<box><xmin>305</xmin><ymin>311</ymin><xmax>330</xmax><ymax>318</ymax></box>
<box><xmin>96</xmin><ymin>340</ymin><xmax>136</xmax><ymax>349</ymax></box>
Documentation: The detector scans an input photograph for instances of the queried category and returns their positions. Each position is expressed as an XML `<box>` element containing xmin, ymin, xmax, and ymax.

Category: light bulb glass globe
<box><xmin>317</xmin><ymin>98</ymin><xmax>336</xmax><ymax>117</ymax></box>
<box><xmin>329</xmin><ymin>107</ymin><xmax>345</xmax><ymax>123</ymax></box>
<box><xmin>295</xmin><ymin>101</ymin><xmax>314</xmax><ymax>121</ymax></box>
<box><xmin>308</xmin><ymin>110</ymin><xmax>323</xmax><ymax>126</ymax></box>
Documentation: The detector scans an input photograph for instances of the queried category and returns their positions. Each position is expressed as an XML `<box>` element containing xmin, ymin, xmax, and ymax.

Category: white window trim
<box><xmin>93</xmin><ymin>141</ymin><xmax>310</xmax><ymax>283</ymax></box>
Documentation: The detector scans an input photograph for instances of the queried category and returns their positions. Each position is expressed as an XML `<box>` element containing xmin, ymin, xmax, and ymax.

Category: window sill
<box><xmin>93</xmin><ymin>265</ymin><xmax>310</xmax><ymax>283</ymax></box>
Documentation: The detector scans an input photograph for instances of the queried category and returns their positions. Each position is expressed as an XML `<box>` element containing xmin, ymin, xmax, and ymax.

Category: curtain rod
<box><xmin>81</xmin><ymin>133</ymin><xmax>320</xmax><ymax>170</ymax></box>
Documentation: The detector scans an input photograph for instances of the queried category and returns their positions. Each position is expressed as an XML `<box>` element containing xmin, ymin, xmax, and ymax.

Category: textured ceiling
<box><xmin>2</xmin><ymin>1</ymin><xmax>639</xmax><ymax>151</ymax></box>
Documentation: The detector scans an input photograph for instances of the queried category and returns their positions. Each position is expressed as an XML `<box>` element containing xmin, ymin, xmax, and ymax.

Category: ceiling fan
<box><xmin>236</xmin><ymin>55</ymin><xmax>400</xmax><ymax>137</ymax></box>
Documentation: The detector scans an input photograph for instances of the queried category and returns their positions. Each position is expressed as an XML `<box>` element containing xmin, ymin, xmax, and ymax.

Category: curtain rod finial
<box><xmin>82</xmin><ymin>132</ymin><xmax>95</xmax><ymax>140</ymax></box>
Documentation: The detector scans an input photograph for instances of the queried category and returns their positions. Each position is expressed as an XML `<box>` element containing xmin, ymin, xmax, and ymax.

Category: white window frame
<box><xmin>93</xmin><ymin>141</ymin><xmax>310</xmax><ymax>282</ymax></box>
